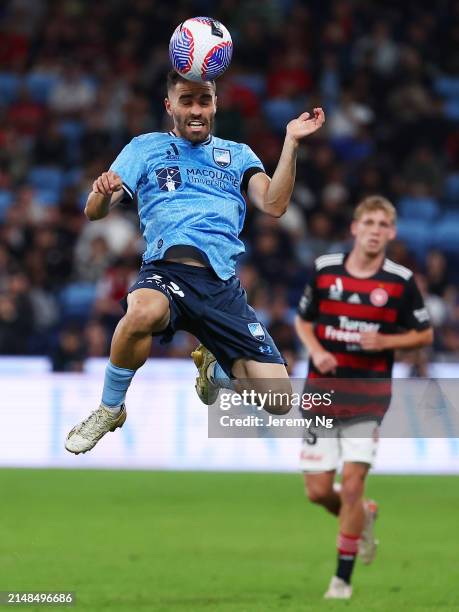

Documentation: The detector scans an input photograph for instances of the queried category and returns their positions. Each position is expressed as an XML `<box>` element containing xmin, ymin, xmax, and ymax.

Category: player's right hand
<box><xmin>311</xmin><ymin>350</ymin><xmax>338</xmax><ymax>375</ymax></box>
<box><xmin>93</xmin><ymin>171</ymin><xmax>123</xmax><ymax>196</ymax></box>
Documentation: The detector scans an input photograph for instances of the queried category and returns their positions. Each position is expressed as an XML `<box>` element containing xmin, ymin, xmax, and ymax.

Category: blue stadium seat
<box><xmin>0</xmin><ymin>190</ymin><xmax>13</xmax><ymax>221</ymax></box>
<box><xmin>35</xmin><ymin>189</ymin><xmax>60</xmax><ymax>207</ymax></box>
<box><xmin>232</xmin><ymin>74</ymin><xmax>266</xmax><ymax>97</ymax></box>
<box><xmin>28</xmin><ymin>166</ymin><xmax>64</xmax><ymax>193</ymax></box>
<box><xmin>395</xmin><ymin>219</ymin><xmax>432</xmax><ymax>257</ymax></box>
<box><xmin>58</xmin><ymin>282</ymin><xmax>97</xmax><ymax>320</ymax></box>
<box><xmin>0</xmin><ymin>72</ymin><xmax>21</xmax><ymax>104</ymax></box>
<box><xmin>434</xmin><ymin>75</ymin><xmax>459</xmax><ymax>98</ymax></box>
<box><xmin>58</xmin><ymin>120</ymin><xmax>84</xmax><ymax>164</ymax></box>
<box><xmin>25</xmin><ymin>73</ymin><xmax>59</xmax><ymax>103</ymax></box>
<box><xmin>78</xmin><ymin>191</ymin><xmax>88</xmax><ymax>210</ymax></box>
<box><xmin>398</xmin><ymin>195</ymin><xmax>440</xmax><ymax>221</ymax></box>
<box><xmin>263</xmin><ymin>98</ymin><xmax>302</xmax><ymax>132</ymax></box>
<box><xmin>58</xmin><ymin>119</ymin><xmax>84</xmax><ymax>143</ymax></box>
<box><xmin>330</xmin><ymin>136</ymin><xmax>374</xmax><ymax>162</ymax></box>
<box><xmin>444</xmin><ymin>99</ymin><xmax>459</xmax><ymax>121</ymax></box>
<box><xmin>62</xmin><ymin>168</ymin><xmax>83</xmax><ymax>187</ymax></box>
<box><xmin>430</xmin><ymin>213</ymin><xmax>459</xmax><ymax>253</ymax></box>
<box><xmin>444</xmin><ymin>173</ymin><xmax>459</xmax><ymax>204</ymax></box>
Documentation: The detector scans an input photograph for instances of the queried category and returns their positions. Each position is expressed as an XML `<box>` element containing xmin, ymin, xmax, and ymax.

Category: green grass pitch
<box><xmin>0</xmin><ymin>469</ymin><xmax>458</xmax><ymax>611</ymax></box>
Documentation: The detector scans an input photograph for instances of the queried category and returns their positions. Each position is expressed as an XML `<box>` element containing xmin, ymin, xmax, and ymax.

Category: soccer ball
<box><xmin>169</xmin><ymin>17</ymin><xmax>233</xmax><ymax>82</ymax></box>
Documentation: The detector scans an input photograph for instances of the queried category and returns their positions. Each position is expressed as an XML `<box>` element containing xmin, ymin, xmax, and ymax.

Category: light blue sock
<box><xmin>210</xmin><ymin>362</ymin><xmax>235</xmax><ymax>390</ymax></box>
<box><xmin>102</xmin><ymin>360</ymin><xmax>136</xmax><ymax>411</ymax></box>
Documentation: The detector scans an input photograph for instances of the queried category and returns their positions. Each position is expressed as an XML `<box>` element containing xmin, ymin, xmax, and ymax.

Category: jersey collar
<box><xmin>168</xmin><ymin>130</ymin><xmax>212</xmax><ymax>146</ymax></box>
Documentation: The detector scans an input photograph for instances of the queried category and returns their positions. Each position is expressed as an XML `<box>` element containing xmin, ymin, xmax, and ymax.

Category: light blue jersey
<box><xmin>110</xmin><ymin>131</ymin><xmax>265</xmax><ymax>280</ymax></box>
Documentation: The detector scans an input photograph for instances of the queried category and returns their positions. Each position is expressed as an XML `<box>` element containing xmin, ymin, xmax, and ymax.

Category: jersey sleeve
<box><xmin>109</xmin><ymin>137</ymin><xmax>145</xmax><ymax>200</ymax></box>
<box><xmin>241</xmin><ymin>144</ymin><xmax>265</xmax><ymax>193</ymax></box>
<box><xmin>397</xmin><ymin>275</ymin><xmax>431</xmax><ymax>331</ymax></box>
<box><xmin>297</xmin><ymin>270</ymin><xmax>320</xmax><ymax>322</ymax></box>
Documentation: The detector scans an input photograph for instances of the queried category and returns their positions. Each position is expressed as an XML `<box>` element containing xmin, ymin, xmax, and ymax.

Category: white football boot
<box><xmin>65</xmin><ymin>404</ymin><xmax>127</xmax><ymax>454</ymax></box>
<box><xmin>324</xmin><ymin>576</ymin><xmax>352</xmax><ymax>599</ymax></box>
<box><xmin>191</xmin><ymin>344</ymin><xmax>220</xmax><ymax>405</ymax></box>
<box><xmin>359</xmin><ymin>499</ymin><xmax>379</xmax><ymax>564</ymax></box>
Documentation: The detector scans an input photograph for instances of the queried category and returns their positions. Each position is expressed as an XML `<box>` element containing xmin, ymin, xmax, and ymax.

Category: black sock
<box><xmin>336</xmin><ymin>552</ymin><xmax>357</xmax><ymax>584</ymax></box>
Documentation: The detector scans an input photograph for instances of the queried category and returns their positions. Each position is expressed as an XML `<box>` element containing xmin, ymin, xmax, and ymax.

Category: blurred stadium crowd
<box><xmin>1</xmin><ymin>0</ymin><xmax>459</xmax><ymax>370</ymax></box>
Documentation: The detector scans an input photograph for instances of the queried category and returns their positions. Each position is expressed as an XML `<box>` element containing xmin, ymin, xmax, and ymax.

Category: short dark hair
<box><xmin>166</xmin><ymin>69</ymin><xmax>216</xmax><ymax>93</ymax></box>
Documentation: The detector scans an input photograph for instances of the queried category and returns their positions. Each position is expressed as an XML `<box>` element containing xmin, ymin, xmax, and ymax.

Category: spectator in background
<box><xmin>296</xmin><ymin>211</ymin><xmax>335</xmax><ymax>268</ymax></box>
<box><xmin>425</xmin><ymin>250</ymin><xmax>450</xmax><ymax>297</ymax></box>
<box><xmin>93</xmin><ymin>257</ymin><xmax>138</xmax><ymax>334</ymax></box>
<box><xmin>49</xmin><ymin>63</ymin><xmax>96</xmax><ymax>116</ymax></box>
<box><xmin>84</xmin><ymin>319</ymin><xmax>109</xmax><ymax>358</ymax></box>
<box><xmin>0</xmin><ymin>272</ymin><xmax>34</xmax><ymax>353</ymax></box>
<box><xmin>353</xmin><ymin>20</ymin><xmax>400</xmax><ymax>76</ymax></box>
<box><xmin>51</xmin><ymin>324</ymin><xmax>86</xmax><ymax>371</ymax></box>
<box><xmin>33</xmin><ymin>119</ymin><xmax>68</xmax><ymax>166</ymax></box>
<box><xmin>403</xmin><ymin>145</ymin><xmax>444</xmax><ymax>197</ymax></box>
<box><xmin>74</xmin><ymin>207</ymin><xmax>138</xmax><ymax>261</ymax></box>
<box><xmin>7</xmin><ymin>86</ymin><xmax>46</xmax><ymax>138</ymax></box>
<box><xmin>74</xmin><ymin>235</ymin><xmax>112</xmax><ymax>283</ymax></box>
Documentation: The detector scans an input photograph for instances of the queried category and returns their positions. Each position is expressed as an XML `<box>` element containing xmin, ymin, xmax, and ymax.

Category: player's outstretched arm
<box><xmin>247</xmin><ymin>108</ymin><xmax>325</xmax><ymax>218</ymax></box>
<box><xmin>85</xmin><ymin>171</ymin><xmax>124</xmax><ymax>221</ymax></box>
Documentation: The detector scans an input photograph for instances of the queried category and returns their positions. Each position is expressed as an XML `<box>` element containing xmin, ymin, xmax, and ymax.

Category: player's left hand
<box><xmin>359</xmin><ymin>331</ymin><xmax>387</xmax><ymax>352</ymax></box>
<box><xmin>286</xmin><ymin>108</ymin><xmax>325</xmax><ymax>143</ymax></box>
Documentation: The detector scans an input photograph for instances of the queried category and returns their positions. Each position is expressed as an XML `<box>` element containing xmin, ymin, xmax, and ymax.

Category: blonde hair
<box><xmin>353</xmin><ymin>195</ymin><xmax>397</xmax><ymax>224</ymax></box>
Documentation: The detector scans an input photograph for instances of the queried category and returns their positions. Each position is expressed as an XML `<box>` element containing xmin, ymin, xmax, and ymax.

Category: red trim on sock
<box><xmin>337</xmin><ymin>531</ymin><xmax>360</xmax><ymax>555</ymax></box>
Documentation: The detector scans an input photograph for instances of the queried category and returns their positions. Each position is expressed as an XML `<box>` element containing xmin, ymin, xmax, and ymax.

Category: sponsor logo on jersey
<box><xmin>299</xmin><ymin>286</ymin><xmax>313</xmax><ymax>313</ymax></box>
<box><xmin>369</xmin><ymin>287</ymin><xmax>389</xmax><ymax>307</ymax></box>
<box><xmin>213</xmin><ymin>147</ymin><xmax>231</xmax><ymax>168</ymax></box>
<box><xmin>155</xmin><ymin>166</ymin><xmax>182</xmax><ymax>191</ymax></box>
<box><xmin>186</xmin><ymin>167</ymin><xmax>238</xmax><ymax>189</ymax></box>
<box><xmin>299</xmin><ymin>295</ymin><xmax>309</xmax><ymax>312</ymax></box>
<box><xmin>414</xmin><ymin>307</ymin><xmax>430</xmax><ymax>323</ymax></box>
<box><xmin>300</xmin><ymin>451</ymin><xmax>324</xmax><ymax>461</ymax></box>
<box><xmin>339</xmin><ymin>316</ymin><xmax>380</xmax><ymax>332</ymax></box>
<box><xmin>139</xmin><ymin>274</ymin><xmax>184</xmax><ymax>297</ymax></box>
<box><xmin>347</xmin><ymin>292</ymin><xmax>361</xmax><ymax>304</ymax></box>
<box><xmin>248</xmin><ymin>322</ymin><xmax>265</xmax><ymax>341</ymax></box>
<box><xmin>328</xmin><ymin>277</ymin><xmax>343</xmax><ymax>300</ymax></box>
<box><xmin>165</xmin><ymin>143</ymin><xmax>180</xmax><ymax>161</ymax></box>
<box><xmin>258</xmin><ymin>344</ymin><xmax>273</xmax><ymax>354</ymax></box>
<box><xmin>167</xmin><ymin>281</ymin><xmax>185</xmax><ymax>297</ymax></box>
<box><xmin>324</xmin><ymin>316</ymin><xmax>380</xmax><ymax>342</ymax></box>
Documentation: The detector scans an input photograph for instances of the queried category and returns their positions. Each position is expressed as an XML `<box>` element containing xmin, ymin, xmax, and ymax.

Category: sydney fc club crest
<box><xmin>213</xmin><ymin>147</ymin><xmax>231</xmax><ymax>168</ymax></box>
<box><xmin>248</xmin><ymin>322</ymin><xmax>265</xmax><ymax>342</ymax></box>
<box><xmin>155</xmin><ymin>166</ymin><xmax>182</xmax><ymax>191</ymax></box>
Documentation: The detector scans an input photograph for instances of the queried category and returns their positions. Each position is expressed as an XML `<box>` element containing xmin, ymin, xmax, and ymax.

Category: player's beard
<box><xmin>174</xmin><ymin>114</ymin><xmax>214</xmax><ymax>143</ymax></box>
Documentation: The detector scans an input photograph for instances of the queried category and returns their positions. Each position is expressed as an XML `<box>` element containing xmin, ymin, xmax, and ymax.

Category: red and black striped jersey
<box><xmin>297</xmin><ymin>253</ymin><xmax>431</xmax><ymax>420</ymax></box>
<box><xmin>298</xmin><ymin>252</ymin><xmax>430</xmax><ymax>378</ymax></box>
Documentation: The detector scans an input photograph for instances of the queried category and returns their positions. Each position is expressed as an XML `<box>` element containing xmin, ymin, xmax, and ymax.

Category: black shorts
<box><xmin>123</xmin><ymin>260</ymin><xmax>285</xmax><ymax>377</ymax></box>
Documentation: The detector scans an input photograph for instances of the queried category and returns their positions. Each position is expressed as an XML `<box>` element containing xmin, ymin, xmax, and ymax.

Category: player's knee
<box><xmin>340</xmin><ymin>478</ymin><xmax>365</xmax><ymax>506</ymax></box>
<box><xmin>265</xmin><ymin>399</ymin><xmax>290</xmax><ymax>415</ymax></box>
<box><xmin>124</xmin><ymin>302</ymin><xmax>168</xmax><ymax>335</ymax></box>
<box><xmin>306</xmin><ymin>484</ymin><xmax>333</xmax><ymax>507</ymax></box>
<box><xmin>262</xmin><ymin>381</ymin><xmax>292</xmax><ymax>415</ymax></box>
